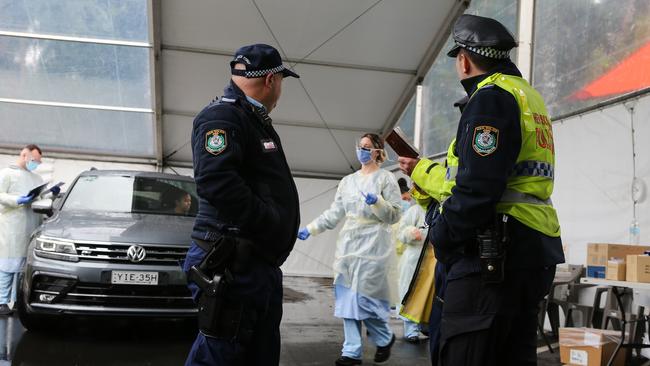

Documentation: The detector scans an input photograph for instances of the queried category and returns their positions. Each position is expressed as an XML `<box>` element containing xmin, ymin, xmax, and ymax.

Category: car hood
<box><xmin>39</xmin><ymin>211</ymin><xmax>194</xmax><ymax>246</ymax></box>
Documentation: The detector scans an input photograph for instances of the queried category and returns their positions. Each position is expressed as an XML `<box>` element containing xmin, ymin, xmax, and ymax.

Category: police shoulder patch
<box><xmin>472</xmin><ymin>125</ymin><xmax>499</xmax><ymax>156</ymax></box>
<box><xmin>205</xmin><ymin>129</ymin><xmax>227</xmax><ymax>155</ymax></box>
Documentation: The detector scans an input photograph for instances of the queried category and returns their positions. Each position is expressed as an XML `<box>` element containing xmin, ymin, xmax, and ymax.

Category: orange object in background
<box><xmin>572</xmin><ymin>41</ymin><xmax>650</xmax><ymax>100</ymax></box>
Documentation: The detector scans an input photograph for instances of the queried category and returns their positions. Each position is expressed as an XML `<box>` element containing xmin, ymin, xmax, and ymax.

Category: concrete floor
<box><xmin>280</xmin><ymin>277</ymin><xmax>430</xmax><ymax>366</ymax></box>
<box><xmin>0</xmin><ymin>276</ymin><xmax>608</xmax><ymax>365</ymax></box>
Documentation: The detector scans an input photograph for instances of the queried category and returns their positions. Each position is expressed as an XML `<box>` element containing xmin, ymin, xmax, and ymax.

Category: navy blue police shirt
<box><xmin>430</xmin><ymin>61</ymin><xmax>565</xmax><ymax>270</ymax></box>
<box><xmin>191</xmin><ymin>81</ymin><xmax>300</xmax><ymax>266</ymax></box>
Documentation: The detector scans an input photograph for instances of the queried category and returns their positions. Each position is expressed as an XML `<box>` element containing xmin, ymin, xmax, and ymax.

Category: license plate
<box><xmin>111</xmin><ymin>271</ymin><xmax>159</xmax><ymax>285</ymax></box>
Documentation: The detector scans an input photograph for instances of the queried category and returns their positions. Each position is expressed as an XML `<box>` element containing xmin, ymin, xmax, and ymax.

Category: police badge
<box><xmin>205</xmin><ymin>129</ymin><xmax>227</xmax><ymax>155</ymax></box>
<box><xmin>472</xmin><ymin>125</ymin><xmax>499</xmax><ymax>156</ymax></box>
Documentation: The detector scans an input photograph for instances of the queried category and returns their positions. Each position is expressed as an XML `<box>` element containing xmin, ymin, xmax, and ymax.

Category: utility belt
<box><xmin>476</xmin><ymin>214</ymin><xmax>510</xmax><ymax>284</ymax></box>
<box><xmin>423</xmin><ymin>202</ymin><xmax>510</xmax><ymax>283</ymax></box>
<box><xmin>188</xmin><ymin>235</ymin><xmax>272</xmax><ymax>343</ymax></box>
<box><xmin>193</xmin><ymin>234</ymin><xmax>281</xmax><ymax>268</ymax></box>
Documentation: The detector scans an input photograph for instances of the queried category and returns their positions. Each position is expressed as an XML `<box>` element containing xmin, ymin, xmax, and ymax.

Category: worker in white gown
<box><xmin>0</xmin><ymin>145</ymin><xmax>57</xmax><ymax>315</ymax></box>
<box><xmin>297</xmin><ymin>133</ymin><xmax>402</xmax><ymax>366</ymax></box>
<box><xmin>396</xmin><ymin>203</ymin><xmax>428</xmax><ymax>342</ymax></box>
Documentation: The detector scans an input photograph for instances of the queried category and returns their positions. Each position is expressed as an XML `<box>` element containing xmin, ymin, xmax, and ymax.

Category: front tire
<box><xmin>16</xmin><ymin>285</ymin><xmax>51</xmax><ymax>332</ymax></box>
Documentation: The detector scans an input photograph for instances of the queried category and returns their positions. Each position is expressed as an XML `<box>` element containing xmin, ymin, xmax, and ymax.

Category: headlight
<box><xmin>34</xmin><ymin>237</ymin><xmax>78</xmax><ymax>262</ymax></box>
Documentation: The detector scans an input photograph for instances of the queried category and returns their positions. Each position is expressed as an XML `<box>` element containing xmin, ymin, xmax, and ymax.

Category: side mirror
<box><xmin>32</xmin><ymin>198</ymin><xmax>54</xmax><ymax>217</ymax></box>
<box><xmin>53</xmin><ymin>192</ymin><xmax>66</xmax><ymax>210</ymax></box>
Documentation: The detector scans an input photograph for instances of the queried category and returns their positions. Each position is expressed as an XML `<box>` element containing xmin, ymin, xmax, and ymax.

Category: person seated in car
<box><xmin>174</xmin><ymin>192</ymin><xmax>192</xmax><ymax>216</ymax></box>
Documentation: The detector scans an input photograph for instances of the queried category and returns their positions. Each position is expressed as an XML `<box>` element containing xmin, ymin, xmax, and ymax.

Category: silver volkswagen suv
<box><xmin>18</xmin><ymin>170</ymin><xmax>197</xmax><ymax>330</ymax></box>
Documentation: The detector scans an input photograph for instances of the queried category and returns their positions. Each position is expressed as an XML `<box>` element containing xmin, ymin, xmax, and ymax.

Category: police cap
<box><xmin>230</xmin><ymin>44</ymin><xmax>300</xmax><ymax>79</ymax></box>
<box><xmin>447</xmin><ymin>14</ymin><xmax>517</xmax><ymax>59</ymax></box>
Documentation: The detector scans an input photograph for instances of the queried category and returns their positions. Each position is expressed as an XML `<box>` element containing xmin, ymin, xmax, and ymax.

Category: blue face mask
<box><xmin>400</xmin><ymin>200</ymin><xmax>412</xmax><ymax>212</ymax></box>
<box><xmin>26</xmin><ymin>160</ymin><xmax>40</xmax><ymax>172</ymax></box>
<box><xmin>356</xmin><ymin>148</ymin><xmax>373</xmax><ymax>165</ymax></box>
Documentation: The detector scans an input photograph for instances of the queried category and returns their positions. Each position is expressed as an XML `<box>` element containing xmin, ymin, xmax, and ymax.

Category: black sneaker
<box><xmin>335</xmin><ymin>356</ymin><xmax>362</xmax><ymax>365</ymax></box>
<box><xmin>405</xmin><ymin>335</ymin><xmax>421</xmax><ymax>344</ymax></box>
<box><xmin>405</xmin><ymin>333</ymin><xmax>429</xmax><ymax>344</ymax></box>
<box><xmin>0</xmin><ymin>304</ymin><xmax>12</xmax><ymax>316</ymax></box>
<box><xmin>374</xmin><ymin>334</ymin><xmax>395</xmax><ymax>364</ymax></box>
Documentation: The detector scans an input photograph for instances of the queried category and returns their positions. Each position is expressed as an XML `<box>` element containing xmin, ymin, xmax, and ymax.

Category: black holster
<box><xmin>477</xmin><ymin>215</ymin><xmax>509</xmax><ymax>284</ymax></box>
<box><xmin>188</xmin><ymin>236</ymin><xmax>258</xmax><ymax>343</ymax></box>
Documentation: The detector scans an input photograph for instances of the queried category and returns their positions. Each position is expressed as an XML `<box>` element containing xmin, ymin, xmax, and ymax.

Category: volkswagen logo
<box><xmin>126</xmin><ymin>245</ymin><xmax>146</xmax><ymax>263</ymax></box>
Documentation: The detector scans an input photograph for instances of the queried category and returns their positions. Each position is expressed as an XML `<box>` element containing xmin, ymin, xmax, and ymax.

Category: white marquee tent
<box><xmin>1</xmin><ymin>0</ymin><xmax>649</xmax><ymax>278</ymax></box>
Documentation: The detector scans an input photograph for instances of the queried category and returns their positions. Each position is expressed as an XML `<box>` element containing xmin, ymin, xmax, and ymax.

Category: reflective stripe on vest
<box><xmin>512</xmin><ymin>160</ymin><xmax>554</xmax><ymax>180</ymax></box>
<box><xmin>446</xmin><ymin>166</ymin><xmax>458</xmax><ymax>181</ymax></box>
<box><xmin>474</xmin><ymin>73</ymin><xmax>561</xmax><ymax>237</ymax></box>
<box><xmin>500</xmin><ymin>189</ymin><xmax>552</xmax><ymax>206</ymax></box>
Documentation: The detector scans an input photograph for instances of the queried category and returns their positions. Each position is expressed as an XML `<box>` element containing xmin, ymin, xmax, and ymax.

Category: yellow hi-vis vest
<box><xmin>410</xmin><ymin>139</ymin><xmax>457</xmax><ymax>208</ymax></box>
<box><xmin>440</xmin><ymin>138</ymin><xmax>458</xmax><ymax>203</ymax></box>
<box><xmin>474</xmin><ymin>73</ymin><xmax>561</xmax><ymax>237</ymax></box>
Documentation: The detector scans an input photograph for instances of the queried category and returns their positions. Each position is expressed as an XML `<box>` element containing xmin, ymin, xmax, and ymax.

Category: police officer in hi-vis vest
<box><xmin>399</xmin><ymin>15</ymin><xmax>564</xmax><ymax>365</ymax></box>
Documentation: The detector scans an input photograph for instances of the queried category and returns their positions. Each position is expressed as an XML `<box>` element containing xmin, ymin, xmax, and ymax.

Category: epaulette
<box><xmin>220</xmin><ymin>97</ymin><xmax>237</xmax><ymax>104</ymax></box>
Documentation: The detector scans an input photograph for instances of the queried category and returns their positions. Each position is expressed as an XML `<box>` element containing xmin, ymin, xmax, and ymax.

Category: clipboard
<box><xmin>40</xmin><ymin>182</ymin><xmax>65</xmax><ymax>197</ymax></box>
<box><xmin>26</xmin><ymin>182</ymin><xmax>65</xmax><ymax>198</ymax></box>
<box><xmin>26</xmin><ymin>183</ymin><xmax>48</xmax><ymax>198</ymax></box>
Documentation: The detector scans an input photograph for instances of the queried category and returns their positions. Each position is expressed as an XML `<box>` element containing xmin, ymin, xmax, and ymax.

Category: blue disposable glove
<box><xmin>49</xmin><ymin>186</ymin><xmax>61</xmax><ymax>195</ymax></box>
<box><xmin>297</xmin><ymin>228</ymin><xmax>310</xmax><ymax>240</ymax></box>
<box><xmin>16</xmin><ymin>194</ymin><xmax>35</xmax><ymax>205</ymax></box>
<box><xmin>363</xmin><ymin>192</ymin><xmax>378</xmax><ymax>205</ymax></box>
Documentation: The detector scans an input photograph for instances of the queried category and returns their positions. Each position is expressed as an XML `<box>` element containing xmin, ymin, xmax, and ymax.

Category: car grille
<box><xmin>75</xmin><ymin>242</ymin><xmax>188</xmax><ymax>264</ymax></box>
<box><xmin>31</xmin><ymin>275</ymin><xmax>195</xmax><ymax>310</ymax></box>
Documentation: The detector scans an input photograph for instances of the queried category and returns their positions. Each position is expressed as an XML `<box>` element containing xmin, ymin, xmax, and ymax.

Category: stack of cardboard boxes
<box><xmin>558</xmin><ymin>243</ymin><xmax>650</xmax><ymax>365</ymax></box>
<box><xmin>586</xmin><ymin>243</ymin><xmax>650</xmax><ymax>282</ymax></box>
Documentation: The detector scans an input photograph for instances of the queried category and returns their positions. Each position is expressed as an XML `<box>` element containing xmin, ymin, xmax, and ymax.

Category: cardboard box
<box><xmin>559</xmin><ymin>327</ymin><xmax>626</xmax><ymax>366</ymax></box>
<box><xmin>587</xmin><ymin>266</ymin><xmax>606</xmax><ymax>279</ymax></box>
<box><xmin>626</xmin><ymin>255</ymin><xmax>650</xmax><ymax>283</ymax></box>
<box><xmin>587</xmin><ymin>243</ymin><xmax>650</xmax><ymax>278</ymax></box>
<box><xmin>606</xmin><ymin>261</ymin><xmax>626</xmax><ymax>281</ymax></box>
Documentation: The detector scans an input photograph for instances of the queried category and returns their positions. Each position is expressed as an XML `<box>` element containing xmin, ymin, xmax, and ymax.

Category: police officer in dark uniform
<box><xmin>400</xmin><ymin>15</ymin><xmax>565</xmax><ymax>365</ymax></box>
<box><xmin>182</xmin><ymin>44</ymin><xmax>300</xmax><ymax>366</ymax></box>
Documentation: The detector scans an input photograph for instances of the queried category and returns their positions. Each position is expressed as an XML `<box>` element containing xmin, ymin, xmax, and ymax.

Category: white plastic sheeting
<box><xmin>553</xmin><ymin>93</ymin><xmax>650</xmax><ymax>265</ymax></box>
<box><xmin>282</xmin><ymin>177</ymin><xmax>341</xmax><ymax>277</ymax></box>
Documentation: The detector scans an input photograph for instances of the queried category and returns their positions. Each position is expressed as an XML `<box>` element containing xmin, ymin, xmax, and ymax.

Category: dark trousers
<box><xmin>437</xmin><ymin>261</ymin><xmax>555</xmax><ymax>366</ymax></box>
<box><xmin>183</xmin><ymin>242</ymin><xmax>283</xmax><ymax>366</ymax></box>
<box><xmin>429</xmin><ymin>261</ymin><xmax>447</xmax><ymax>366</ymax></box>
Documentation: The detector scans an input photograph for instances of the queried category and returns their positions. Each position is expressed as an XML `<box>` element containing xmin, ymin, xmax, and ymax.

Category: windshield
<box><xmin>62</xmin><ymin>175</ymin><xmax>198</xmax><ymax>217</ymax></box>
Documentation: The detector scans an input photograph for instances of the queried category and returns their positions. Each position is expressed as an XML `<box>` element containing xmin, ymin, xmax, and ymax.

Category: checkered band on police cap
<box><xmin>241</xmin><ymin>64</ymin><xmax>286</xmax><ymax>78</ymax></box>
<box><xmin>455</xmin><ymin>41</ymin><xmax>511</xmax><ymax>59</ymax></box>
<box><xmin>232</xmin><ymin>64</ymin><xmax>287</xmax><ymax>78</ymax></box>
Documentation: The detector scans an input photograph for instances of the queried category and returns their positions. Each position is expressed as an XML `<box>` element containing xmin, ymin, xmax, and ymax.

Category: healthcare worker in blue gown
<box><xmin>298</xmin><ymin>133</ymin><xmax>402</xmax><ymax>366</ymax></box>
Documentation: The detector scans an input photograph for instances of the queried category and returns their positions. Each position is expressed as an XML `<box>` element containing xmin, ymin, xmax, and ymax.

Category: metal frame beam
<box><xmin>161</xmin><ymin>44</ymin><xmax>416</xmax><ymax>75</ymax></box>
<box><xmin>0</xmin><ymin>146</ymin><xmax>157</xmax><ymax>164</ymax></box>
<box><xmin>150</xmin><ymin>0</ymin><xmax>164</xmax><ymax>170</ymax></box>
<box><xmin>517</xmin><ymin>0</ymin><xmax>535</xmax><ymax>82</ymax></box>
<box><xmin>552</xmin><ymin>87</ymin><xmax>650</xmax><ymax>123</ymax></box>
<box><xmin>0</xmin><ymin>30</ymin><xmax>151</xmax><ymax>48</ymax></box>
<box><xmin>165</xmin><ymin>159</ymin><xmax>345</xmax><ymax>180</ymax></box>
<box><xmin>0</xmin><ymin>98</ymin><xmax>153</xmax><ymax>113</ymax></box>
<box><xmin>413</xmin><ymin>84</ymin><xmax>424</xmax><ymax>149</ymax></box>
<box><xmin>162</xmin><ymin>109</ymin><xmax>376</xmax><ymax>133</ymax></box>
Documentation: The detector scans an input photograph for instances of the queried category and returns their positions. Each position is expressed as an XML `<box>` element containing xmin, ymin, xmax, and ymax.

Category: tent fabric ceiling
<box><xmin>160</xmin><ymin>0</ymin><xmax>464</xmax><ymax>177</ymax></box>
